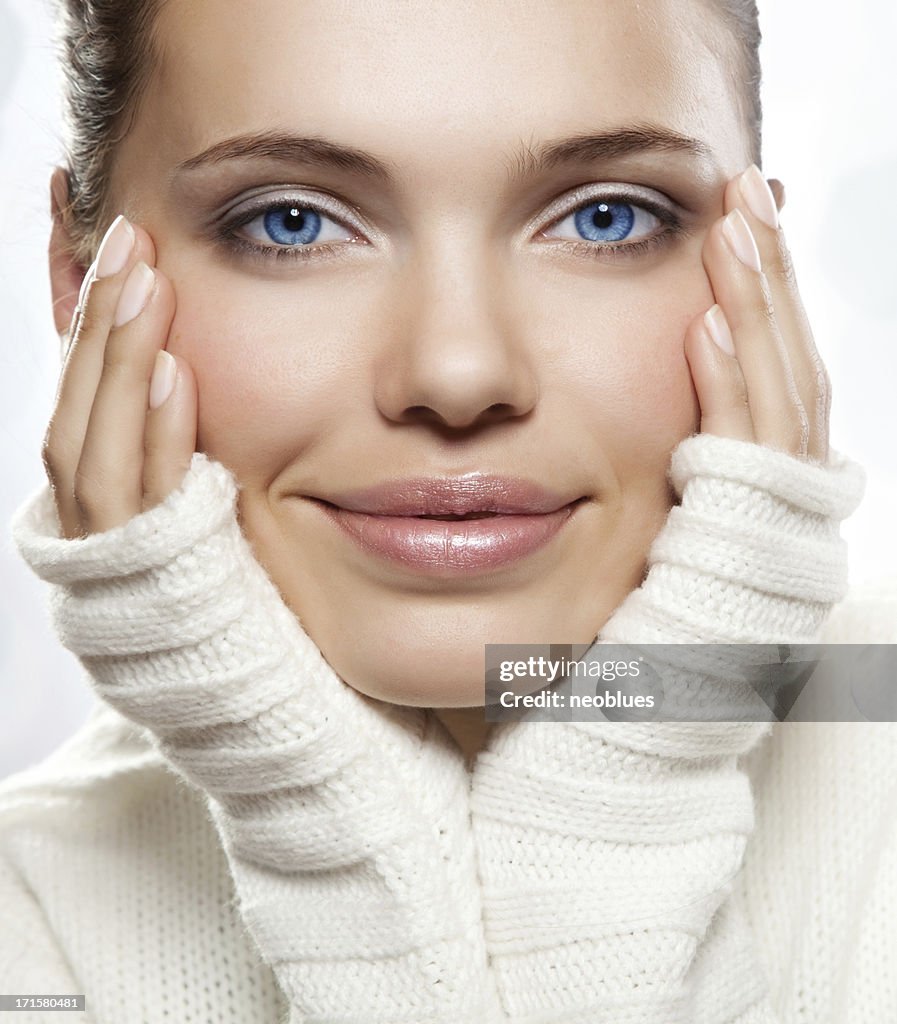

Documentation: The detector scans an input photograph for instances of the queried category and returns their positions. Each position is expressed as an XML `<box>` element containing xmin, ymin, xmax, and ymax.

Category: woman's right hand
<box><xmin>41</xmin><ymin>215</ymin><xmax>197</xmax><ymax>539</ymax></box>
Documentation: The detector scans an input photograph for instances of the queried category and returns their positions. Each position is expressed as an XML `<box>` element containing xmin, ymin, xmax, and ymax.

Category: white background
<box><xmin>1</xmin><ymin>0</ymin><xmax>895</xmax><ymax>777</ymax></box>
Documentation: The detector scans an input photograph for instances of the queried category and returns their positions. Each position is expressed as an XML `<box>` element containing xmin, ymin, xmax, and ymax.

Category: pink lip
<box><xmin>311</xmin><ymin>475</ymin><xmax>584</xmax><ymax>574</ymax></box>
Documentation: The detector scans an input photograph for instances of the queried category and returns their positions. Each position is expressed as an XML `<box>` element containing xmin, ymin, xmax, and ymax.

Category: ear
<box><xmin>767</xmin><ymin>178</ymin><xmax>786</xmax><ymax>214</ymax></box>
<box><xmin>48</xmin><ymin>166</ymin><xmax>91</xmax><ymax>339</ymax></box>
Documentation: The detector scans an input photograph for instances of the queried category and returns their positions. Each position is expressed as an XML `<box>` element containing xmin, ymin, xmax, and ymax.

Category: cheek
<box><xmin>163</xmin><ymin>267</ymin><xmax>371</xmax><ymax>476</ymax></box>
<box><xmin>524</xmin><ymin>257</ymin><xmax>709</xmax><ymax>472</ymax></box>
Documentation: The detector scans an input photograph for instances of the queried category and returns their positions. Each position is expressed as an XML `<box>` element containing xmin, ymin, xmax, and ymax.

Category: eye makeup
<box><xmin>538</xmin><ymin>182</ymin><xmax>687</xmax><ymax>263</ymax></box>
<box><xmin>203</xmin><ymin>177</ymin><xmax>691</xmax><ymax>267</ymax></box>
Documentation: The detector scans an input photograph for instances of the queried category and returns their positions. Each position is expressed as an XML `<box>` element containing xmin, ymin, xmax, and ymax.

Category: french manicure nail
<box><xmin>739</xmin><ymin>165</ymin><xmax>779</xmax><ymax>230</ymax></box>
<box><xmin>722</xmin><ymin>209</ymin><xmax>762</xmax><ymax>273</ymax></box>
<box><xmin>149</xmin><ymin>350</ymin><xmax>177</xmax><ymax>409</ymax></box>
<box><xmin>704</xmin><ymin>304</ymin><xmax>735</xmax><ymax>356</ymax></box>
<box><xmin>95</xmin><ymin>214</ymin><xmax>136</xmax><ymax>279</ymax></box>
<box><xmin>114</xmin><ymin>262</ymin><xmax>155</xmax><ymax>326</ymax></box>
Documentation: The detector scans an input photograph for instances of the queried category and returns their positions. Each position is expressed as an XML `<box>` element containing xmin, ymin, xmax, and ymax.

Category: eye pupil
<box><xmin>591</xmin><ymin>204</ymin><xmax>614</xmax><ymax>230</ymax></box>
<box><xmin>284</xmin><ymin>207</ymin><xmax>306</xmax><ymax>231</ymax></box>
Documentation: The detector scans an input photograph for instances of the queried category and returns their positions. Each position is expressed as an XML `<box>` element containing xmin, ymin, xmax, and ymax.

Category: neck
<box><xmin>433</xmin><ymin>707</ymin><xmax>494</xmax><ymax>765</ymax></box>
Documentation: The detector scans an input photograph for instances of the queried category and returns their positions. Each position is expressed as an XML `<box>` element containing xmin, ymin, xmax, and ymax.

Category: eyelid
<box><xmin>214</xmin><ymin>182</ymin><xmax>684</xmax><ymax>265</ymax></box>
<box><xmin>221</xmin><ymin>187</ymin><xmax>370</xmax><ymax>239</ymax></box>
<box><xmin>532</xmin><ymin>181</ymin><xmax>679</xmax><ymax>236</ymax></box>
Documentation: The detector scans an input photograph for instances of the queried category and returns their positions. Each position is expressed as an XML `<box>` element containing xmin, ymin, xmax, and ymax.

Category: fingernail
<box><xmin>149</xmin><ymin>350</ymin><xmax>177</xmax><ymax>409</ymax></box>
<box><xmin>704</xmin><ymin>304</ymin><xmax>735</xmax><ymax>356</ymax></box>
<box><xmin>95</xmin><ymin>215</ymin><xmax>136</xmax><ymax>279</ymax></box>
<box><xmin>114</xmin><ymin>262</ymin><xmax>155</xmax><ymax>326</ymax></box>
<box><xmin>739</xmin><ymin>165</ymin><xmax>779</xmax><ymax>230</ymax></box>
<box><xmin>722</xmin><ymin>209</ymin><xmax>762</xmax><ymax>273</ymax></box>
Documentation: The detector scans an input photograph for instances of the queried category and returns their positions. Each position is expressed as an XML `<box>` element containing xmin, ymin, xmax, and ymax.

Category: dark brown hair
<box><xmin>54</xmin><ymin>0</ymin><xmax>169</xmax><ymax>266</ymax></box>
<box><xmin>53</xmin><ymin>0</ymin><xmax>762</xmax><ymax>267</ymax></box>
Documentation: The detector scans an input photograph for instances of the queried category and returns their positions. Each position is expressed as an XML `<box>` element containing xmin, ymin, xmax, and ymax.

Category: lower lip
<box><xmin>318</xmin><ymin>504</ymin><xmax>579</xmax><ymax>574</ymax></box>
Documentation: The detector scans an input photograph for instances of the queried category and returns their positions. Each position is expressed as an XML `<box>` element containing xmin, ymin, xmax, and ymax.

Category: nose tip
<box><xmin>375</xmin><ymin>286</ymin><xmax>540</xmax><ymax>432</ymax></box>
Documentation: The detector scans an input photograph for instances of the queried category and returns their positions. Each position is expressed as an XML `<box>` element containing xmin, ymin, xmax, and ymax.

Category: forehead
<box><xmin>140</xmin><ymin>0</ymin><xmax>744</xmax><ymax>184</ymax></box>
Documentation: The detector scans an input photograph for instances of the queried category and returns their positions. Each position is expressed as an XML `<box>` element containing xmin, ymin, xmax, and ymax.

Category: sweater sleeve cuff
<box><xmin>600</xmin><ymin>435</ymin><xmax>866</xmax><ymax>646</ymax></box>
<box><xmin>9</xmin><ymin>452</ymin><xmax>337</xmax><ymax>732</ymax></box>
<box><xmin>669</xmin><ymin>434</ymin><xmax>865</xmax><ymax>521</ymax></box>
<box><xmin>11</xmin><ymin>452</ymin><xmax>236</xmax><ymax>584</ymax></box>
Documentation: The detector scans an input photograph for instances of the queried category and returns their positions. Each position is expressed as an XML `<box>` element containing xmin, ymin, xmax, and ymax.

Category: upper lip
<box><xmin>314</xmin><ymin>474</ymin><xmax>581</xmax><ymax>516</ymax></box>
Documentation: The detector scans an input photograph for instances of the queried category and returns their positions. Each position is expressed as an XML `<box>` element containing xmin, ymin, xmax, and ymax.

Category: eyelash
<box><xmin>215</xmin><ymin>191</ymin><xmax>684</xmax><ymax>264</ymax></box>
<box><xmin>216</xmin><ymin>200</ymin><xmax>361</xmax><ymax>265</ymax></box>
<box><xmin>542</xmin><ymin>193</ymin><xmax>685</xmax><ymax>262</ymax></box>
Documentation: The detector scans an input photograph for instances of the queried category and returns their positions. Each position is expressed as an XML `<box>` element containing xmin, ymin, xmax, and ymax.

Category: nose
<box><xmin>374</xmin><ymin>248</ymin><xmax>539</xmax><ymax>432</ymax></box>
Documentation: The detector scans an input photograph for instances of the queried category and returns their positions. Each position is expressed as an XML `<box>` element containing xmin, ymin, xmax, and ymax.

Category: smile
<box><xmin>309</xmin><ymin>475</ymin><xmax>586</xmax><ymax>574</ymax></box>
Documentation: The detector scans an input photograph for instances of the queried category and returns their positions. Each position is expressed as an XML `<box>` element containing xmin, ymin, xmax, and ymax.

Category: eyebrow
<box><xmin>173</xmin><ymin>124</ymin><xmax>713</xmax><ymax>183</ymax></box>
<box><xmin>508</xmin><ymin>124</ymin><xmax>714</xmax><ymax>180</ymax></box>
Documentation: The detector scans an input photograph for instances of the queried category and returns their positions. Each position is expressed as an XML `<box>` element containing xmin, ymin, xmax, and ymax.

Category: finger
<box><xmin>59</xmin><ymin>264</ymin><xmax>95</xmax><ymax>362</ymax></box>
<box><xmin>43</xmin><ymin>216</ymin><xmax>157</xmax><ymax>538</ymax></box>
<box><xmin>683</xmin><ymin>304</ymin><xmax>754</xmax><ymax>444</ymax></box>
<box><xmin>75</xmin><ymin>265</ymin><xmax>176</xmax><ymax>534</ymax></box>
<box><xmin>725</xmin><ymin>167</ymin><xmax>829</xmax><ymax>462</ymax></box>
<box><xmin>701</xmin><ymin>207</ymin><xmax>809</xmax><ymax>457</ymax></box>
<box><xmin>143</xmin><ymin>353</ymin><xmax>198</xmax><ymax>509</ymax></box>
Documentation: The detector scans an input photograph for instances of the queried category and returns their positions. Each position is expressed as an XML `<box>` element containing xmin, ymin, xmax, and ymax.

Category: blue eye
<box><xmin>574</xmin><ymin>202</ymin><xmax>635</xmax><ymax>242</ymax></box>
<box><xmin>264</xmin><ymin>206</ymin><xmax>322</xmax><ymax>245</ymax></box>
<box><xmin>548</xmin><ymin>198</ymin><xmax>664</xmax><ymax>248</ymax></box>
<box><xmin>233</xmin><ymin>201</ymin><xmax>355</xmax><ymax>250</ymax></box>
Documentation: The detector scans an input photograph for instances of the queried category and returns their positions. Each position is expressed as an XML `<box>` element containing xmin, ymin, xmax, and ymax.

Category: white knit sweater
<box><xmin>2</xmin><ymin>433</ymin><xmax>893</xmax><ymax>1023</ymax></box>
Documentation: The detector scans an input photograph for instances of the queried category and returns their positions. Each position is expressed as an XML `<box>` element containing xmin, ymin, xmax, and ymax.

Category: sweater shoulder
<box><xmin>0</xmin><ymin>702</ymin><xmax>289</xmax><ymax>1023</ymax></box>
<box><xmin>0</xmin><ymin>700</ymin><xmax>166</xmax><ymax>816</ymax></box>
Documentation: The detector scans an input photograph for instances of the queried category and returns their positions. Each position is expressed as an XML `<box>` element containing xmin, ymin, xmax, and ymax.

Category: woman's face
<box><xmin>101</xmin><ymin>0</ymin><xmax>749</xmax><ymax>706</ymax></box>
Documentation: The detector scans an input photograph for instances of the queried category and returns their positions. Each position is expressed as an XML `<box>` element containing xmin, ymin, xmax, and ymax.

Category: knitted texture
<box><xmin>11</xmin><ymin>453</ymin><xmax>503</xmax><ymax>1024</ymax></box>
<box><xmin>7</xmin><ymin>433</ymin><xmax>868</xmax><ymax>1023</ymax></box>
<box><xmin>468</xmin><ymin>434</ymin><xmax>866</xmax><ymax>1023</ymax></box>
<box><xmin>0</xmin><ymin>711</ymin><xmax>289</xmax><ymax>1023</ymax></box>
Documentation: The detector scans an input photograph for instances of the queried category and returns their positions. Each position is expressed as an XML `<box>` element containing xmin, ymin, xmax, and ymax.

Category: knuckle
<box><xmin>817</xmin><ymin>367</ymin><xmax>833</xmax><ymax>428</ymax></box>
<box><xmin>785</xmin><ymin>405</ymin><xmax>811</xmax><ymax>455</ymax></box>
<box><xmin>142</xmin><ymin>433</ymin><xmax>167</xmax><ymax>466</ymax></box>
<box><xmin>73</xmin><ymin>301</ymin><xmax>101</xmax><ymax>344</ymax></box>
<box><xmin>72</xmin><ymin>467</ymin><xmax>97</xmax><ymax>517</ymax></box>
<box><xmin>728</xmin><ymin>364</ymin><xmax>751</xmax><ymax>410</ymax></box>
<box><xmin>774</xmin><ymin>235</ymin><xmax>799</xmax><ymax>290</ymax></box>
<box><xmin>803</xmin><ymin>359</ymin><xmax>832</xmax><ymax>430</ymax></box>
<box><xmin>817</xmin><ymin>364</ymin><xmax>832</xmax><ymax>407</ymax></box>
<box><xmin>750</xmin><ymin>282</ymin><xmax>777</xmax><ymax>330</ymax></box>
<box><xmin>72</xmin><ymin>462</ymin><xmax>113</xmax><ymax>519</ymax></box>
<box><xmin>41</xmin><ymin>429</ymin><xmax>73</xmax><ymax>486</ymax></box>
<box><xmin>73</xmin><ymin>450</ymin><xmax>139</xmax><ymax>521</ymax></box>
<box><xmin>100</xmin><ymin>342</ymin><xmax>130</xmax><ymax>377</ymax></box>
<box><xmin>40</xmin><ymin>435</ymin><xmax>60</xmax><ymax>483</ymax></box>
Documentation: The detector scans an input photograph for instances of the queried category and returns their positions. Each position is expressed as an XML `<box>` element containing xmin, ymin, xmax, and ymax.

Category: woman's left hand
<box><xmin>684</xmin><ymin>164</ymin><xmax>831</xmax><ymax>465</ymax></box>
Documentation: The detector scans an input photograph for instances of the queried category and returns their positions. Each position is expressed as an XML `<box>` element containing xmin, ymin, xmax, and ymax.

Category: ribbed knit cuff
<box><xmin>12</xmin><ymin>454</ymin><xmax>502</xmax><ymax>1023</ymax></box>
<box><xmin>603</xmin><ymin>434</ymin><xmax>866</xmax><ymax>647</ymax></box>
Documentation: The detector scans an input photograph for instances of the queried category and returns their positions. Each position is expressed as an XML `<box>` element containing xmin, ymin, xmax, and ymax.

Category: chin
<box><xmin>326</xmin><ymin>643</ymin><xmax>489</xmax><ymax>708</ymax></box>
<box><xmin>312</xmin><ymin>591</ymin><xmax>629</xmax><ymax>710</ymax></box>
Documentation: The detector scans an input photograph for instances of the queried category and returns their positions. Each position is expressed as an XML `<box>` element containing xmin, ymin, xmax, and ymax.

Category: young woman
<box><xmin>1</xmin><ymin>0</ymin><xmax>894</xmax><ymax>1021</ymax></box>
